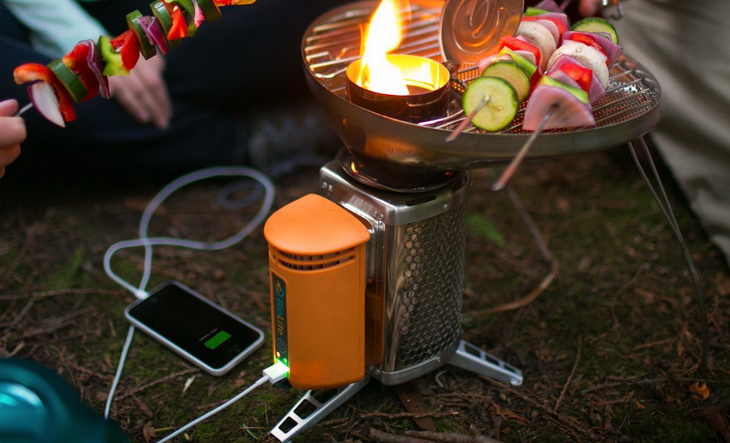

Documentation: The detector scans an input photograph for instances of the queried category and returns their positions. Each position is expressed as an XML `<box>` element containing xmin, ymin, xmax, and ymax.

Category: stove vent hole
<box><xmin>271</xmin><ymin>247</ymin><xmax>357</xmax><ymax>271</ymax></box>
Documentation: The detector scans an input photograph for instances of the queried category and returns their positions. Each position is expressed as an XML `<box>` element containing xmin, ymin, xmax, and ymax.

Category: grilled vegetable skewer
<box><xmin>459</xmin><ymin>10</ymin><xmax>621</xmax><ymax>135</ymax></box>
<box><xmin>12</xmin><ymin>0</ymin><xmax>256</xmax><ymax>127</ymax></box>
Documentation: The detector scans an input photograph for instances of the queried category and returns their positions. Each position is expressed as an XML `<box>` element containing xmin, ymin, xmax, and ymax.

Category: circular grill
<box><xmin>302</xmin><ymin>0</ymin><xmax>661</xmax><ymax>173</ymax></box>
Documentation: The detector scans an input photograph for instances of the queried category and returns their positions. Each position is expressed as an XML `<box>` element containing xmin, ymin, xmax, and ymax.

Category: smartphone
<box><xmin>125</xmin><ymin>280</ymin><xmax>265</xmax><ymax>376</ymax></box>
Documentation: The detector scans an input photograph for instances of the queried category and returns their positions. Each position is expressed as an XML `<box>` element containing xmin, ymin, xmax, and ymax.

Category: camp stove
<box><xmin>264</xmin><ymin>0</ymin><xmax>661</xmax><ymax>440</ymax></box>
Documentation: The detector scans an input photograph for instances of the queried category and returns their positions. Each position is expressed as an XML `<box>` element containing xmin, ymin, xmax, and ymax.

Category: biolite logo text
<box><xmin>273</xmin><ymin>274</ymin><xmax>288</xmax><ymax>365</ymax></box>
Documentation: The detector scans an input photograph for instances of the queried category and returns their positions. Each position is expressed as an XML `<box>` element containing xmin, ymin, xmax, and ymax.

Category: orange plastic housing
<box><xmin>263</xmin><ymin>194</ymin><xmax>370</xmax><ymax>389</ymax></box>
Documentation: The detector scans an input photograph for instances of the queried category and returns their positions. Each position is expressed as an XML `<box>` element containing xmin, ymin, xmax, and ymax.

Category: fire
<box><xmin>359</xmin><ymin>0</ymin><xmax>409</xmax><ymax>95</ymax></box>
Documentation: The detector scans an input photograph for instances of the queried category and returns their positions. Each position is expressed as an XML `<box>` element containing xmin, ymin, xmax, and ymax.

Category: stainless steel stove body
<box><xmin>268</xmin><ymin>0</ymin><xmax>661</xmax><ymax>440</ymax></box>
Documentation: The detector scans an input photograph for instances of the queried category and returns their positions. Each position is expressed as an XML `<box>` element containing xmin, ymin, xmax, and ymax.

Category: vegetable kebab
<box><xmin>463</xmin><ymin>0</ymin><xmax>622</xmax><ymax>133</ymax></box>
<box><xmin>12</xmin><ymin>0</ymin><xmax>255</xmax><ymax>127</ymax></box>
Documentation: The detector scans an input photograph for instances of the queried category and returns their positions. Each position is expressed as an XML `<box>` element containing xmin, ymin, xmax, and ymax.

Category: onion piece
<box><xmin>477</xmin><ymin>53</ymin><xmax>514</xmax><ymax>73</ymax></box>
<box><xmin>546</xmin><ymin>69</ymin><xmax>582</xmax><ymax>91</ymax></box>
<box><xmin>534</xmin><ymin>0</ymin><xmax>561</xmax><ymax>12</ymax></box>
<box><xmin>193</xmin><ymin>1</ymin><xmax>205</xmax><ymax>27</ymax></box>
<box><xmin>28</xmin><ymin>82</ymin><xmax>65</xmax><ymax>127</ymax></box>
<box><xmin>84</xmin><ymin>40</ymin><xmax>111</xmax><ymax>99</ymax></box>
<box><xmin>138</xmin><ymin>15</ymin><xmax>169</xmax><ymax>55</ymax></box>
<box><xmin>563</xmin><ymin>31</ymin><xmax>623</xmax><ymax>65</ymax></box>
<box><xmin>523</xmin><ymin>84</ymin><xmax>596</xmax><ymax>131</ymax></box>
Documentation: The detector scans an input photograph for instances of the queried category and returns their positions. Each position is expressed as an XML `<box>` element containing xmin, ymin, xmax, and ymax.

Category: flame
<box><xmin>359</xmin><ymin>0</ymin><xmax>409</xmax><ymax>95</ymax></box>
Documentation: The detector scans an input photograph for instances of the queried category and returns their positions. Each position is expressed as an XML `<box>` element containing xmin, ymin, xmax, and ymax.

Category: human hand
<box><xmin>109</xmin><ymin>56</ymin><xmax>172</xmax><ymax>130</ymax></box>
<box><xmin>0</xmin><ymin>99</ymin><xmax>25</xmax><ymax>179</ymax></box>
<box><xmin>578</xmin><ymin>0</ymin><xmax>602</xmax><ymax>16</ymax></box>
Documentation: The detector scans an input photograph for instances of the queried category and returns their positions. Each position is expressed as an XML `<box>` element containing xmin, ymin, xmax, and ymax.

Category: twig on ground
<box><xmin>117</xmin><ymin>368</ymin><xmax>200</xmax><ymax>400</ymax></box>
<box><xmin>470</xmin><ymin>259</ymin><xmax>559</xmax><ymax>316</ymax></box>
<box><xmin>581</xmin><ymin>376</ymin><xmax>717</xmax><ymax>395</ymax></box>
<box><xmin>554</xmin><ymin>336</ymin><xmax>583</xmax><ymax>413</ymax></box>
<box><xmin>0</xmin><ymin>220</ymin><xmax>42</xmax><ymax>289</ymax></box>
<box><xmin>406</xmin><ymin>430</ymin><xmax>503</xmax><ymax>443</ymax></box>
<box><xmin>698</xmin><ymin>404</ymin><xmax>730</xmax><ymax>442</ymax></box>
<box><xmin>0</xmin><ymin>298</ymin><xmax>35</xmax><ymax>328</ymax></box>
<box><xmin>482</xmin><ymin>378</ymin><xmax>599</xmax><ymax>441</ymax></box>
<box><xmin>361</xmin><ymin>411</ymin><xmax>459</xmax><ymax>421</ymax></box>
<box><xmin>370</xmin><ymin>428</ymin><xmax>432</xmax><ymax>443</ymax></box>
<box><xmin>370</xmin><ymin>428</ymin><xmax>503</xmax><ymax>443</ymax></box>
<box><xmin>0</xmin><ymin>287</ymin><xmax>123</xmax><ymax>301</ymax></box>
<box><xmin>610</xmin><ymin>264</ymin><xmax>649</xmax><ymax>328</ymax></box>
<box><xmin>14</xmin><ymin>306</ymin><xmax>95</xmax><ymax>340</ymax></box>
<box><xmin>470</xmin><ymin>186</ymin><xmax>559</xmax><ymax>316</ymax></box>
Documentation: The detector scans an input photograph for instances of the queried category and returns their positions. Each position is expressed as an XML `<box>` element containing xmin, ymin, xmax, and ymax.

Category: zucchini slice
<box><xmin>195</xmin><ymin>0</ymin><xmax>222</xmax><ymax>22</ymax></box>
<box><xmin>572</xmin><ymin>17</ymin><xmax>619</xmax><ymax>44</ymax></box>
<box><xmin>150</xmin><ymin>1</ymin><xmax>181</xmax><ymax>47</ymax></box>
<box><xmin>481</xmin><ymin>60</ymin><xmax>532</xmax><ymax>102</ymax></box>
<box><xmin>127</xmin><ymin>10</ymin><xmax>157</xmax><ymax>59</ymax></box>
<box><xmin>47</xmin><ymin>59</ymin><xmax>87</xmax><ymax>103</ymax></box>
<box><xmin>463</xmin><ymin>76</ymin><xmax>519</xmax><ymax>132</ymax></box>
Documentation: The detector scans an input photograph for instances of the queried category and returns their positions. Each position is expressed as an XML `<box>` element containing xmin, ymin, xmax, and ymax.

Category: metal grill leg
<box><xmin>448</xmin><ymin>340</ymin><xmax>523</xmax><ymax>386</ymax></box>
<box><xmin>270</xmin><ymin>377</ymin><xmax>369</xmax><ymax>442</ymax></box>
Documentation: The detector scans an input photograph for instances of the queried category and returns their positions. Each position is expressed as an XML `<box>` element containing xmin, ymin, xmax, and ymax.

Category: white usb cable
<box><xmin>100</xmin><ymin>166</ymin><xmax>282</xmax><ymax>441</ymax></box>
<box><xmin>156</xmin><ymin>362</ymin><xmax>289</xmax><ymax>443</ymax></box>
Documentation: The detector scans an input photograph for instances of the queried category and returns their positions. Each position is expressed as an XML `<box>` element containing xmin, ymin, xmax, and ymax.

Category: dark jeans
<box><xmin>0</xmin><ymin>0</ymin><xmax>347</xmax><ymax>182</ymax></box>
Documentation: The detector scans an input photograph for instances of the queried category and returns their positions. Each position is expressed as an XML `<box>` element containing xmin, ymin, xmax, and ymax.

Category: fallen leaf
<box><xmin>183</xmin><ymin>375</ymin><xmax>196</xmax><ymax>394</ymax></box>
<box><xmin>714</xmin><ymin>272</ymin><xmax>730</xmax><ymax>296</ymax></box>
<box><xmin>689</xmin><ymin>382</ymin><xmax>710</xmax><ymax>401</ymax></box>
<box><xmin>699</xmin><ymin>405</ymin><xmax>730</xmax><ymax>442</ymax></box>
<box><xmin>142</xmin><ymin>422</ymin><xmax>154</xmax><ymax>442</ymax></box>
<box><xmin>136</xmin><ymin>397</ymin><xmax>154</xmax><ymax>418</ymax></box>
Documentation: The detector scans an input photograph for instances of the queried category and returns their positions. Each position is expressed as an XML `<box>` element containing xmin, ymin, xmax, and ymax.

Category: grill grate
<box><xmin>303</xmin><ymin>1</ymin><xmax>660</xmax><ymax>136</ymax></box>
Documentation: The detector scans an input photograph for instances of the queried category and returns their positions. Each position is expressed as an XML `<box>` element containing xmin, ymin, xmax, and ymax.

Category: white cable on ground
<box><xmin>100</xmin><ymin>166</ymin><xmax>277</xmax><ymax>434</ymax></box>
<box><xmin>103</xmin><ymin>324</ymin><xmax>135</xmax><ymax>419</ymax></box>
<box><xmin>155</xmin><ymin>362</ymin><xmax>289</xmax><ymax>443</ymax></box>
<box><xmin>103</xmin><ymin>166</ymin><xmax>275</xmax><ymax>298</ymax></box>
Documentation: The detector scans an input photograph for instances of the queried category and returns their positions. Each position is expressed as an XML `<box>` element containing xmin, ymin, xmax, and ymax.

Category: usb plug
<box><xmin>263</xmin><ymin>362</ymin><xmax>290</xmax><ymax>384</ymax></box>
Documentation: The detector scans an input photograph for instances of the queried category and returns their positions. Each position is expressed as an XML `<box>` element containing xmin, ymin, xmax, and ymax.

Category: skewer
<box><xmin>444</xmin><ymin>94</ymin><xmax>490</xmax><ymax>142</ymax></box>
<box><xmin>602</xmin><ymin>0</ymin><xmax>624</xmax><ymax>20</ymax></box>
<box><xmin>14</xmin><ymin>102</ymin><xmax>33</xmax><ymax>117</ymax></box>
<box><xmin>491</xmin><ymin>103</ymin><xmax>557</xmax><ymax>191</ymax></box>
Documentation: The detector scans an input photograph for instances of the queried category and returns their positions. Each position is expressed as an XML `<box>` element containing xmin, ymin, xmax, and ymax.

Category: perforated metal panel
<box><xmin>387</xmin><ymin>207</ymin><xmax>465</xmax><ymax>370</ymax></box>
<box><xmin>320</xmin><ymin>162</ymin><xmax>469</xmax><ymax>385</ymax></box>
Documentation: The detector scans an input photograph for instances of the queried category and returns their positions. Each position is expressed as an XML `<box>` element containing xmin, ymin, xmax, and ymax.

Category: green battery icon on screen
<box><xmin>204</xmin><ymin>330</ymin><xmax>231</xmax><ymax>349</ymax></box>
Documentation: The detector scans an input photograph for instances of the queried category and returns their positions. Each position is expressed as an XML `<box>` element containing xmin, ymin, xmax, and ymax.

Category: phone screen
<box><xmin>125</xmin><ymin>281</ymin><xmax>264</xmax><ymax>375</ymax></box>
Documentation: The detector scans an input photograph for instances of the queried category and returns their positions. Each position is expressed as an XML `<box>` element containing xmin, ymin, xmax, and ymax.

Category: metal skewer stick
<box><xmin>14</xmin><ymin>102</ymin><xmax>33</xmax><ymax>117</ymax></box>
<box><xmin>445</xmin><ymin>95</ymin><xmax>490</xmax><ymax>142</ymax></box>
<box><xmin>491</xmin><ymin>103</ymin><xmax>558</xmax><ymax>192</ymax></box>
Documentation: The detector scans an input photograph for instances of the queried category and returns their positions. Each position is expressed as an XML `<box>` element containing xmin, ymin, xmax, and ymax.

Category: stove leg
<box><xmin>448</xmin><ymin>340</ymin><xmax>523</xmax><ymax>386</ymax></box>
<box><xmin>270</xmin><ymin>377</ymin><xmax>370</xmax><ymax>442</ymax></box>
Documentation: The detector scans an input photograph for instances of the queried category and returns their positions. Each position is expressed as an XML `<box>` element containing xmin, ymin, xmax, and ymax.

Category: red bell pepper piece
<box><xmin>522</xmin><ymin>15</ymin><xmax>568</xmax><ymax>36</ymax></box>
<box><xmin>213</xmin><ymin>0</ymin><xmax>256</xmax><ymax>5</ymax></box>
<box><xmin>111</xmin><ymin>29</ymin><xmax>141</xmax><ymax>71</ymax></box>
<box><xmin>499</xmin><ymin>36</ymin><xmax>541</xmax><ymax>74</ymax></box>
<box><xmin>13</xmin><ymin>63</ymin><xmax>77</xmax><ymax>122</ymax></box>
<box><xmin>163</xmin><ymin>1</ymin><xmax>189</xmax><ymax>40</ymax></box>
<box><xmin>62</xmin><ymin>41</ymin><xmax>101</xmax><ymax>101</ymax></box>
<box><xmin>558</xmin><ymin>62</ymin><xmax>593</xmax><ymax>94</ymax></box>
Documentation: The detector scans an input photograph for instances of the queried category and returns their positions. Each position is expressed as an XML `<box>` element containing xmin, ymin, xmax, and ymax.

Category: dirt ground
<box><xmin>1</xmin><ymin>145</ymin><xmax>728</xmax><ymax>443</ymax></box>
